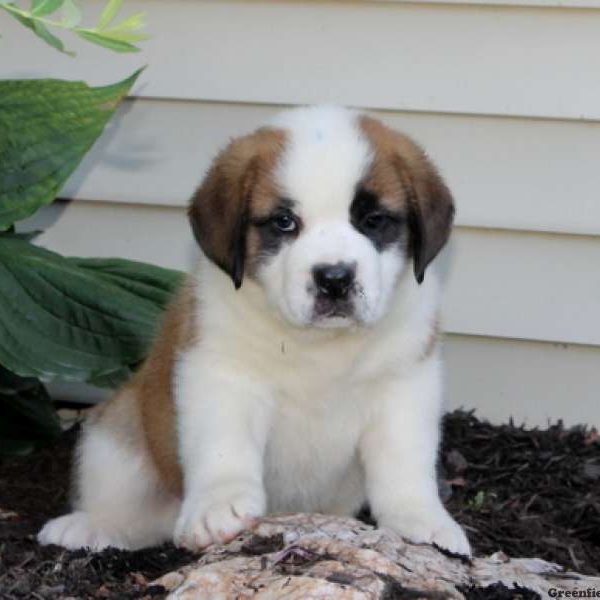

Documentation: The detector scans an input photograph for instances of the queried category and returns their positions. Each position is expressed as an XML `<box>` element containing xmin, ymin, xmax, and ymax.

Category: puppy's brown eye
<box><xmin>272</xmin><ymin>213</ymin><xmax>297</xmax><ymax>233</ymax></box>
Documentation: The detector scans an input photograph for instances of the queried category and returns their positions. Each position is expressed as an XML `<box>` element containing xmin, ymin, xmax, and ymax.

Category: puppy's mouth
<box><xmin>312</xmin><ymin>294</ymin><xmax>355</xmax><ymax>323</ymax></box>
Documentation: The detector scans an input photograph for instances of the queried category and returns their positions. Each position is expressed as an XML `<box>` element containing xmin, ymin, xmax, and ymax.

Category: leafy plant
<box><xmin>0</xmin><ymin>71</ymin><xmax>142</xmax><ymax>228</ymax></box>
<box><xmin>0</xmin><ymin>237</ymin><xmax>183</xmax><ymax>386</ymax></box>
<box><xmin>1</xmin><ymin>0</ymin><xmax>148</xmax><ymax>54</ymax></box>
<box><xmin>1</xmin><ymin>10</ymin><xmax>184</xmax><ymax>454</ymax></box>
<box><xmin>0</xmin><ymin>365</ymin><xmax>61</xmax><ymax>455</ymax></box>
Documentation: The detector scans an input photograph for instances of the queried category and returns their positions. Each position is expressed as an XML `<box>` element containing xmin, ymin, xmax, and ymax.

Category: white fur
<box><xmin>262</xmin><ymin>106</ymin><xmax>400</xmax><ymax>328</ymax></box>
<box><xmin>38</xmin><ymin>395</ymin><xmax>179</xmax><ymax>550</ymax></box>
<box><xmin>39</xmin><ymin>106</ymin><xmax>470</xmax><ymax>556</ymax></box>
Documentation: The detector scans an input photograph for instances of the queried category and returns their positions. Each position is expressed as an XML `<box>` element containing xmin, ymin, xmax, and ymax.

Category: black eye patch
<box><xmin>251</xmin><ymin>201</ymin><xmax>301</xmax><ymax>257</ymax></box>
<box><xmin>350</xmin><ymin>187</ymin><xmax>404</xmax><ymax>251</ymax></box>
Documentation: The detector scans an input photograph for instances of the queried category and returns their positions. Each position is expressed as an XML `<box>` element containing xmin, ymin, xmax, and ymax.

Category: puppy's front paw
<box><xmin>380</xmin><ymin>509</ymin><xmax>471</xmax><ymax>557</ymax></box>
<box><xmin>38</xmin><ymin>511</ymin><xmax>128</xmax><ymax>551</ymax></box>
<box><xmin>174</xmin><ymin>484</ymin><xmax>265</xmax><ymax>551</ymax></box>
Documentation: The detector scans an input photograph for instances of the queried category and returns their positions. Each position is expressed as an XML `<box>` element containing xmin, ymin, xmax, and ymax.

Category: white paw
<box><xmin>174</xmin><ymin>484</ymin><xmax>265</xmax><ymax>551</ymax></box>
<box><xmin>380</xmin><ymin>509</ymin><xmax>471</xmax><ymax>557</ymax></box>
<box><xmin>38</xmin><ymin>511</ymin><xmax>128</xmax><ymax>551</ymax></box>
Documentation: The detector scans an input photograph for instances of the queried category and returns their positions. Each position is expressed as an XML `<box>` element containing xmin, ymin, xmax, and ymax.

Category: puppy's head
<box><xmin>189</xmin><ymin>106</ymin><xmax>454</xmax><ymax>328</ymax></box>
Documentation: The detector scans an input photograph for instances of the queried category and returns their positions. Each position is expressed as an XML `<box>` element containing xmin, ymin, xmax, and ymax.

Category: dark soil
<box><xmin>442</xmin><ymin>411</ymin><xmax>600</xmax><ymax>576</ymax></box>
<box><xmin>0</xmin><ymin>410</ymin><xmax>598</xmax><ymax>599</ymax></box>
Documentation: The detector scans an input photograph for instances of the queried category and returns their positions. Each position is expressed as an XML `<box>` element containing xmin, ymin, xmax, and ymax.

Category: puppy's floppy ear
<box><xmin>188</xmin><ymin>128</ymin><xmax>285</xmax><ymax>289</ymax></box>
<box><xmin>359</xmin><ymin>116</ymin><xmax>454</xmax><ymax>284</ymax></box>
<box><xmin>396</xmin><ymin>153</ymin><xmax>455</xmax><ymax>284</ymax></box>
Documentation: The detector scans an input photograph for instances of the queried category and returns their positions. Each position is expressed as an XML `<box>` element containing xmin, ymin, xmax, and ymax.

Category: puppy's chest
<box><xmin>267</xmin><ymin>359</ymin><xmax>368</xmax><ymax>449</ymax></box>
<box><xmin>245</xmin><ymin>332</ymin><xmax>391</xmax><ymax>498</ymax></box>
<box><xmin>262</xmin><ymin>336</ymin><xmax>381</xmax><ymax>455</ymax></box>
<box><xmin>269</xmin><ymin>384</ymin><xmax>364</xmax><ymax>447</ymax></box>
<box><xmin>264</xmin><ymin>386</ymin><xmax>365</xmax><ymax>509</ymax></box>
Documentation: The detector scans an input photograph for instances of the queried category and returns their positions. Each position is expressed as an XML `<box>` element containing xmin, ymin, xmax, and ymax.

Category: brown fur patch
<box><xmin>131</xmin><ymin>278</ymin><xmax>198</xmax><ymax>497</ymax></box>
<box><xmin>188</xmin><ymin>128</ymin><xmax>287</xmax><ymax>288</ymax></box>
<box><xmin>89</xmin><ymin>280</ymin><xmax>195</xmax><ymax>499</ymax></box>
<box><xmin>82</xmin><ymin>283</ymin><xmax>195</xmax><ymax>497</ymax></box>
<box><xmin>359</xmin><ymin>116</ymin><xmax>454</xmax><ymax>283</ymax></box>
<box><xmin>81</xmin><ymin>281</ymin><xmax>196</xmax><ymax>497</ymax></box>
<box><xmin>358</xmin><ymin>118</ymin><xmax>413</xmax><ymax>214</ymax></box>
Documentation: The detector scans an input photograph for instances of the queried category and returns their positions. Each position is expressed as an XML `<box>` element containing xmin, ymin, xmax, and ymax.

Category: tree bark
<box><xmin>155</xmin><ymin>513</ymin><xmax>600</xmax><ymax>599</ymax></box>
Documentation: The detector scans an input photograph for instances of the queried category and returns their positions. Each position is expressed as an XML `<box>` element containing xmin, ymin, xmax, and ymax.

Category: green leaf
<box><xmin>59</xmin><ymin>0</ymin><xmax>81</xmax><ymax>28</ymax></box>
<box><xmin>76</xmin><ymin>28</ymin><xmax>140</xmax><ymax>52</ymax></box>
<box><xmin>0</xmin><ymin>364</ymin><xmax>62</xmax><ymax>456</ymax></box>
<box><xmin>6</xmin><ymin>8</ymin><xmax>36</xmax><ymax>32</ymax></box>
<box><xmin>98</xmin><ymin>12</ymin><xmax>148</xmax><ymax>45</ymax></box>
<box><xmin>67</xmin><ymin>257</ymin><xmax>185</xmax><ymax>307</ymax></box>
<box><xmin>0</xmin><ymin>236</ymin><xmax>184</xmax><ymax>386</ymax></box>
<box><xmin>2</xmin><ymin>1</ymin><xmax>147</xmax><ymax>53</ymax></box>
<box><xmin>103</xmin><ymin>11</ymin><xmax>145</xmax><ymax>34</ymax></box>
<box><xmin>32</xmin><ymin>19</ymin><xmax>71</xmax><ymax>54</ymax></box>
<box><xmin>2</xmin><ymin>3</ymin><xmax>71</xmax><ymax>53</ymax></box>
<box><xmin>98</xmin><ymin>0</ymin><xmax>123</xmax><ymax>30</ymax></box>
<box><xmin>0</xmin><ymin>70</ymin><xmax>142</xmax><ymax>230</ymax></box>
<box><xmin>31</xmin><ymin>0</ymin><xmax>64</xmax><ymax>17</ymax></box>
<box><xmin>91</xmin><ymin>29</ymin><xmax>148</xmax><ymax>44</ymax></box>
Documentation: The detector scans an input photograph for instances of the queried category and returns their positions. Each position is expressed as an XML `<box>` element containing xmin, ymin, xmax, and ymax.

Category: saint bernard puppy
<box><xmin>38</xmin><ymin>106</ymin><xmax>470</xmax><ymax>556</ymax></box>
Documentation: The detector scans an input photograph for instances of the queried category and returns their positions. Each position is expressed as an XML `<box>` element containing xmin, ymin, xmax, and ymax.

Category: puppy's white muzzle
<box><xmin>259</xmin><ymin>221</ymin><xmax>404</xmax><ymax>329</ymax></box>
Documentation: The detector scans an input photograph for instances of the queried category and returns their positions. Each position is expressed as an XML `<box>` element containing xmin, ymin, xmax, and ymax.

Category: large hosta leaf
<box><xmin>0</xmin><ymin>70</ymin><xmax>142</xmax><ymax>230</ymax></box>
<box><xmin>0</xmin><ymin>364</ymin><xmax>61</xmax><ymax>455</ymax></box>
<box><xmin>0</xmin><ymin>235</ymin><xmax>184</xmax><ymax>386</ymax></box>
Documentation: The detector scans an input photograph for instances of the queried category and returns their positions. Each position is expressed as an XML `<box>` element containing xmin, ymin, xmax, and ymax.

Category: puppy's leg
<box><xmin>174</xmin><ymin>350</ymin><xmax>272</xmax><ymax>550</ymax></box>
<box><xmin>360</xmin><ymin>357</ymin><xmax>471</xmax><ymax>556</ymax></box>
<box><xmin>38</xmin><ymin>390</ymin><xmax>179</xmax><ymax>551</ymax></box>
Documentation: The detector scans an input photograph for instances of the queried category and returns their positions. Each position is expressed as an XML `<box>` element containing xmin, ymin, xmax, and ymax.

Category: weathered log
<box><xmin>155</xmin><ymin>513</ymin><xmax>600</xmax><ymax>599</ymax></box>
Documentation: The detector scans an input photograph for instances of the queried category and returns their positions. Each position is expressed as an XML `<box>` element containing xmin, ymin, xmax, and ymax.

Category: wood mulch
<box><xmin>0</xmin><ymin>410</ymin><xmax>598</xmax><ymax>599</ymax></box>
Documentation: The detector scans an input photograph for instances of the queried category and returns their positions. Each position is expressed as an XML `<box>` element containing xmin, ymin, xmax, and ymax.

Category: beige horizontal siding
<box><xmin>2</xmin><ymin>1</ymin><xmax>600</xmax><ymax>120</ymax></box>
<box><xmin>24</xmin><ymin>201</ymin><xmax>600</xmax><ymax>347</ymax></box>
<box><xmin>27</xmin><ymin>202</ymin><xmax>193</xmax><ymax>272</ymax></box>
<box><xmin>59</xmin><ymin>99</ymin><xmax>600</xmax><ymax>237</ymax></box>
<box><xmin>444</xmin><ymin>228</ymin><xmax>600</xmax><ymax>347</ymax></box>
<box><xmin>444</xmin><ymin>335</ymin><xmax>600</xmax><ymax>427</ymax></box>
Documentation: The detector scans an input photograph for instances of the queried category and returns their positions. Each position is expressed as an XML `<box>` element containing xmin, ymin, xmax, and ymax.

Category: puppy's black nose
<box><xmin>313</xmin><ymin>263</ymin><xmax>355</xmax><ymax>299</ymax></box>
